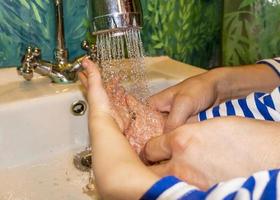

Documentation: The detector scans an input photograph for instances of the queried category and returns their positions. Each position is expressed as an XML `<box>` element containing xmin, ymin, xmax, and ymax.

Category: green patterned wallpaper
<box><xmin>141</xmin><ymin>0</ymin><xmax>223</xmax><ymax>68</ymax></box>
<box><xmin>223</xmin><ymin>0</ymin><xmax>280</xmax><ymax>66</ymax></box>
<box><xmin>1</xmin><ymin>0</ymin><xmax>278</xmax><ymax>69</ymax></box>
<box><xmin>0</xmin><ymin>0</ymin><xmax>222</xmax><ymax>69</ymax></box>
<box><xmin>0</xmin><ymin>0</ymin><xmax>89</xmax><ymax>67</ymax></box>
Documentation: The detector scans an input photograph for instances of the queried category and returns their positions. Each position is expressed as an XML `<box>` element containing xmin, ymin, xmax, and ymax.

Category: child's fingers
<box><xmin>82</xmin><ymin>58</ymin><xmax>110</xmax><ymax>112</ymax></box>
<box><xmin>82</xmin><ymin>58</ymin><xmax>102</xmax><ymax>89</ymax></box>
<box><xmin>78</xmin><ymin>71</ymin><xmax>88</xmax><ymax>89</ymax></box>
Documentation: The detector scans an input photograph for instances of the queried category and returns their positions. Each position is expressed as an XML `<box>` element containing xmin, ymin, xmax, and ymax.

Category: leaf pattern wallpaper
<box><xmin>0</xmin><ymin>0</ymin><xmax>89</xmax><ymax>67</ymax></box>
<box><xmin>223</xmin><ymin>0</ymin><xmax>280</xmax><ymax>65</ymax></box>
<box><xmin>0</xmin><ymin>0</ymin><xmax>279</xmax><ymax>69</ymax></box>
<box><xmin>141</xmin><ymin>0</ymin><xmax>223</xmax><ymax>68</ymax></box>
<box><xmin>0</xmin><ymin>0</ymin><xmax>223</xmax><ymax>69</ymax></box>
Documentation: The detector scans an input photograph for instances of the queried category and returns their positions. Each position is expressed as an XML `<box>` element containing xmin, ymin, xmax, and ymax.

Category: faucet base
<box><xmin>55</xmin><ymin>48</ymin><xmax>69</xmax><ymax>67</ymax></box>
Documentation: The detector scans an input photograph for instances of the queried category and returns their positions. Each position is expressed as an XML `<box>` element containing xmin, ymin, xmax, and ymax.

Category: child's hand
<box><xmin>79</xmin><ymin>58</ymin><xmax>164</xmax><ymax>156</ymax></box>
<box><xmin>78</xmin><ymin>58</ymin><xmax>125</xmax><ymax>131</ymax></box>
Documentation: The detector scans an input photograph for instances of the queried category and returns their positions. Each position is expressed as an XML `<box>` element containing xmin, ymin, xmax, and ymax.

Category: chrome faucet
<box><xmin>17</xmin><ymin>0</ymin><xmax>97</xmax><ymax>84</ymax></box>
<box><xmin>17</xmin><ymin>0</ymin><xmax>143</xmax><ymax>84</ymax></box>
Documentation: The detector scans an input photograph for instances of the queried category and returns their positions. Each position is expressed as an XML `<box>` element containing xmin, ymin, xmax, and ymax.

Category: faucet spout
<box><xmin>54</xmin><ymin>0</ymin><xmax>68</xmax><ymax>66</ymax></box>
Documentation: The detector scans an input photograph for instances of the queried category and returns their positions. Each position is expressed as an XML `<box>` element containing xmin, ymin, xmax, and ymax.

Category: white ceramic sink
<box><xmin>0</xmin><ymin>57</ymin><xmax>204</xmax><ymax>200</ymax></box>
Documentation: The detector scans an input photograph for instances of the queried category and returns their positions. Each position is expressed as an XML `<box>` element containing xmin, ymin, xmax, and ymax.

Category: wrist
<box><xmin>214</xmin><ymin>64</ymin><xmax>280</xmax><ymax>101</ymax></box>
<box><xmin>206</xmin><ymin>67</ymin><xmax>233</xmax><ymax>103</ymax></box>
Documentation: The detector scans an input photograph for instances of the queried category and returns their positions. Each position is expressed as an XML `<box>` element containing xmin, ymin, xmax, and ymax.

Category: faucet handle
<box><xmin>18</xmin><ymin>46</ymin><xmax>42</xmax><ymax>81</ymax></box>
<box><xmin>81</xmin><ymin>40</ymin><xmax>97</xmax><ymax>61</ymax></box>
<box><xmin>81</xmin><ymin>40</ymin><xmax>90</xmax><ymax>50</ymax></box>
<box><xmin>22</xmin><ymin>46</ymin><xmax>41</xmax><ymax>63</ymax></box>
<box><xmin>33</xmin><ymin>47</ymin><xmax>41</xmax><ymax>59</ymax></box>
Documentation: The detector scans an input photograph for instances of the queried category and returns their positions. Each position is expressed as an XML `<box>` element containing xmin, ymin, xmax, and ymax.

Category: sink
<box><xmin>0</xmin><ymin>79</ymin><xmax>178</xmax><ymax>200</ymax></box>
<box><xmin>0</xmin><ymin>57</ymin><xmax>204</xmax><ymax>200</ymax></box>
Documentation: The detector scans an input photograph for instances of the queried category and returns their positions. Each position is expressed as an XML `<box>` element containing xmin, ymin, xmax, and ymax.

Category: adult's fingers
<box><xmin>164</xmin><ymin>96</ymin><xmax>194</xmax><ymax>132</ymax></box>
<box><xmin>148</xmin><ymin>87</ymin><xmax>175</xmax><ymax>112</ymax></box>
<box><xmin>143</xmin><ymin>134</ymin><xmax>172</xmax><ymax>162</ymax></box>
<box><xmin>144</xmin><ymin>123</ymin><xmax>195</xmax><ymax>162</ymax></box>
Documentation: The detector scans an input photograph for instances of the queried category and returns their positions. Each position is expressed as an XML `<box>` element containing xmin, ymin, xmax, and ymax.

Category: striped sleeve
<box><xmin>199</xmin><ymin>86</ymin><xmax>280</xmax><ymax>122</ymax></box>
<box><xmin>141</xmin><ymin>169</ymin><xmax>280</xmax><ymax>200</ymax></box>
<box><xmin>257</xmin><ymin>58</ymin><xmax>280</xmax><ymax>77</ymax></box>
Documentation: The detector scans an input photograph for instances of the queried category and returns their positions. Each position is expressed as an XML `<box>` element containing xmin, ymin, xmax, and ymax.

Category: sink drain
<box><xmin>71</xmin><ymin>100</ymin><xmax>87</xmax><ymax>116</ymax></box>
<box><xmin>73</xmin><ymin>149</ymin><xmax>92</xmax><ymax>172</ymax></box>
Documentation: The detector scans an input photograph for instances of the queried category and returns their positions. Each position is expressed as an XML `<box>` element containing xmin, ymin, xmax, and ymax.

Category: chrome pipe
<box><xmin>54</xmin><ymin>0</ymin><xmax>68</xmax><ymax>65</ymax></box>
<box><xmin>55</xmin><ymin>0</ymin><xmax>65</xmax><ymax>50</ymax></box>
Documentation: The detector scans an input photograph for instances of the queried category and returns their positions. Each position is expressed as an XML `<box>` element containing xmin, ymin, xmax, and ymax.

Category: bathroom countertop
<box><xmin>0</xmin><ymin>56</ymin><xmax>206</xmax><ymax>84</ymax></box>
<box><xmin>0</xmin><ymin>56</ymin><xmax>206</xmax><ymax>105</ymax></box>
<box><xmin>145</xmin><ymin>56</ymin><xmax>206</xmax><ymax>80</ymax></box>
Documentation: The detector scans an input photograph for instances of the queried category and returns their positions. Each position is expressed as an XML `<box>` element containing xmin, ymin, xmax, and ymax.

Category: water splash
<box><xmin>96</xmin><ymin>28</ymin><xmax>150</xmax><ymax>101</ymax></box>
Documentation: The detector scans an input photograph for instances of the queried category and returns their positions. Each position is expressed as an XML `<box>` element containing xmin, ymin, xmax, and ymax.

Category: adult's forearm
<box><xmin>211</xmin><ymin>64</ymin><xmax>280</xmax><ymax>102</ymax></box>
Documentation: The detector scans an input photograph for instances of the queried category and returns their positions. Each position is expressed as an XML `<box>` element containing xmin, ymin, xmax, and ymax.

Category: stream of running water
<box><xmin>96</xmin><ymin>28</ymin><xmax>150</xmax><ymax>102</ymax></box>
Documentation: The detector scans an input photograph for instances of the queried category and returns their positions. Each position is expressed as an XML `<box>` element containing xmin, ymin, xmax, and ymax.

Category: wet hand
<box><xmin>144</xmin><ymin>117</ymin><xmax>280</xmax><ymax>189</ymax></box>
<box><xmin>148</xmin><ymin>72</ymin><xmax>220</xmax><ymax>132</ymax></box>
<box><xmin>78</xmin><ymin>58</ymin><xmax>125</xmax><ymax>131</ymax></box>
<box><xmin>78</xmin><ymin>58</ymin><xmax>164</xmax><ymax>155</ymax></box>
<box><xmin>79</xmin><ymin>58</ymin><xmax>160</xmax><ymax>200</ymax></box>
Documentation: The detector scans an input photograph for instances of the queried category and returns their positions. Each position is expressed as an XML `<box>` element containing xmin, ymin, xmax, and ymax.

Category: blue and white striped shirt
<box><xmin>141</xmin><ymin>170</ymin><xmax>280</xmax><ymax>200</ymax></box>
<box><xmin>141</xmin><ymin>58</ymin><xmax>280</xmax><ymax>200</ymax></box>
<box><xmin>199</xmin><ymin>58</ymin><xmax>280</xmax><ymax>122</ymax></box>
<box><xmin>199</xmin><ymin>86</ymin><xmax>280</xmax><ymax>122</ymax></box>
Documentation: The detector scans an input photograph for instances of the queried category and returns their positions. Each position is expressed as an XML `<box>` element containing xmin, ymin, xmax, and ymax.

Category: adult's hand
<box><xmin>149</xmin><ymin>63</ymin><xmax>280</xmax><ymax>132</ymax></box>
<box><xmin>144</xmin><ymin>117</ymin><xmax>280</xmax><ymax>189</ymax></box>
<box><xmin>148</xmin><ymin>71</ymin><xmax>222</xmax><ymax>132</ymax></box>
